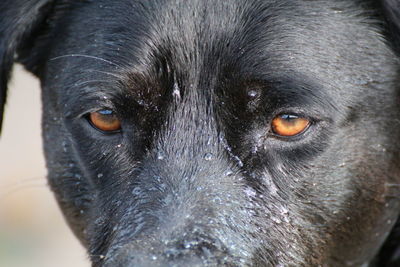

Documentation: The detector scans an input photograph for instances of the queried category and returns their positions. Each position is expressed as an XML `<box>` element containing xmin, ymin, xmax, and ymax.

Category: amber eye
<box><xmin>271</xmin><ymin>114</ymin><xmax>310</xmax><ymax>137</ymax></box>
<box><xmin>89</xmin><ymin>110</ymin><xmax>121</xmax><ymax>132</ymax></box>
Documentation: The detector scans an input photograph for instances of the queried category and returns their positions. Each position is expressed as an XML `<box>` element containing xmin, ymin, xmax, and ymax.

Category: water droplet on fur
<box><xmin>266</xmin><ymin>178</ymin><xmax>279</xmax><ymax>196</ymax></box>
<box><xmin>244</xmin><ymin>187</ymin><xmax>257</xmax><ymax>198</ymax></box>
<box><xmin>331</xmin><ymin>7</ymin><xmax>344</xmax><ymax>13</ymax></box>
<box><xmin>204</xmin><ymin>153</ymin><xmax>213</xmax><ymax>161</ymax></box>
<box><xmin>212</xmin><ymin>196</ymin><xmax>222</xmax><ymax>204</ymax></box>
<box><xmin>154</xmin><ymin>175</ymin><xmax>162</xmax><ymax>183</ymax></box>
<box><xmin>157</xmin><ymin>152</ymin><xmax>165</xmax><ymax>160</ymax></box>
<box><xmin>207</xmin><ymin>136</ymin><xmax>212</xmax><ymax>146</ymax></box>
<box><xmin>132</xmin><ymin>187</ymin><xmax>141</xmax><ymax>196</ymax></box>
<box><xmin>97</xmin><ymin>173</ymin><xmax>103</xmax><ymax>178</ymax></box>
<box><xmin>94</xmin><ymin>217</ymin><xmax>105</xmax><ymax>226</ymax></box>
<box><xmin>248</xmin><ymin>90</ymin><xmax>258</xmax><ymax>98</ymax></box>
<box><xmin>116</xmin><ymin>144</ymin><xmax>122</xmax><ymax>148</ymax></box>
<box><xmin>233</xmin><ymin>155</ymin><xmax>244</xmax><ymax>167</ymax></box>
<box><xmin>183</xmin><ymin>241</ymin><xmax>190</xmax><ymax>249</ymax></box>
<box><xmin>224</xmin><ymin>170</ymin><xmax>233</xmax><ymax>176</ymax></box>
<box><xmin>271</xmin><ymin>216</ymin><xmax>282</xmax><ymax>224</ymax></box>
<box><xmin>151</xmin><ymin>255</ymin><xmax>157</xmax><ymax>260</ymax></box>
<box><xmin>62</xmin><ymin>141</ymin><xmax>68</xmax><ymax>152</ymax></box>
<box><xmin>279</xmin><ymin>206</ymin><xmax>289</xmax><ymax>215</ymax></box>
<box><xmin>354</xmin><ymin>78</ymin><xmax>370</xmax><ymax>85</ymax></box>
<box><xmin>172</xmin><ymin>84</ymin><xmax>181</xmax><ymax>100</ymax></box>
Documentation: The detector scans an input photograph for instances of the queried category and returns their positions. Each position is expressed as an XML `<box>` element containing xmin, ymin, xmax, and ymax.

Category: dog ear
<box><xmin>0</xmin><ymin>0</ymin><xmax>54</xmax><ymax>133</ymax></box>
<box><xmin>374</xmin><ymin>218</ymin><xmax>400</xmax><ymax>266</ymax></box>
<box><xmin>382</xmin><ymin>0</ymin><xmax>400</xmax><ymax>52</ymax></box>
<box><xmin>374</xmin><ymin>2</ymin><xmax>400</xmax><ymax>265</ymax></box>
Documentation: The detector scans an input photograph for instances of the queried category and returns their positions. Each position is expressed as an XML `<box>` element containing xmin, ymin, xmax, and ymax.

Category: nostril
<box><xmin>102</xmin><ymin>238</ymin><xmax>230</xmax><ymax>267</ymax></box>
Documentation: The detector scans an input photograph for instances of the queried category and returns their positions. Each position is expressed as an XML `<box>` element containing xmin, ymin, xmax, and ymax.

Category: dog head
<box><xmin>1</xmin><ymin>0</ymin><xmax>400</xmax><ymax>266</ymax></box>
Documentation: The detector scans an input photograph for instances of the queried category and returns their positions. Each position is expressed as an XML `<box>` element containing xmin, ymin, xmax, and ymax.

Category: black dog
<box><xmin>1</xmin><ymin>0</ymin><xmax>400</xmax><ymax>266</ymax></box>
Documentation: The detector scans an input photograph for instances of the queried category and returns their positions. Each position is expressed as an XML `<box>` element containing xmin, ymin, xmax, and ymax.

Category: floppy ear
<box><xmin>0</xmin><ymin>0</ymin><xmax>54</xmax><ymax>133</ymax></box>
<box><xmin>374</xmin><ymin>1</ymin><xmax>400</xmax><ymax>266</ymax></box>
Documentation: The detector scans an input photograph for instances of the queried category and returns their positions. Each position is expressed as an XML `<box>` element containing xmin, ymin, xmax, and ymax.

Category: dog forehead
<box><xmin>57</xmin><ymin>0</ymin><xmax>382</xmax><ymax>75</ymax></box>
<box><xmin>48</xmin><ymin>0</ymin><xmax>391</xmax><ymax>111</ymax></box>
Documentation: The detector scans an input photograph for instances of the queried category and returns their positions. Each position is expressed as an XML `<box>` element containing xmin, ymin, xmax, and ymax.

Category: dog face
<box><xmin>2</xmin><ymin>0</ymin><xmax>400</xmax><ymax>266</ymax></box>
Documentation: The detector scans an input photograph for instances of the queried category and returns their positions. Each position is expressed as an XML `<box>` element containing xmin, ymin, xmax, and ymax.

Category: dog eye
<box><xmin>88</xmin><ymin>110</ymin><xmax>121</xmax><ymax>133</ymax></box>
<box><xmin>271</xmin><ymin>114</ymin><xmax>310</xmax><ymax>137</ymax></box>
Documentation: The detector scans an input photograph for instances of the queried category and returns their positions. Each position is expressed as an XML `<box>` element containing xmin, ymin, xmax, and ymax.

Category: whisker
<box><xmin>1</xmin><ymin>176</ymin><xmax>45</xmax><ymax>187</ymax></box>
<box><xmin>87</xmin><ymin>69</ymin><xmax>122</xmax><ymax>79</ymax></box>
<box><xmin>49</xmin><ymin>54</ymin><xmax>120</xmax><ymax>67</ymax></box>
<box><xmin>0</xmin><ymin>177</ymin><xmax>48</xmax><ymax>200</ymax></box>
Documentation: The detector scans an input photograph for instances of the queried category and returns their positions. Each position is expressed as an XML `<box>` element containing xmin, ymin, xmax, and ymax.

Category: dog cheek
<box><xmin>40</xmin><ymin>86</ymin><xmax>95</xmax><ymax>247</ymax></box>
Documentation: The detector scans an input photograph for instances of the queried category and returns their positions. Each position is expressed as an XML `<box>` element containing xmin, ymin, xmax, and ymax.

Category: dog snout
<box><xmin>102</xmin><ymin>236</ymin><xmax>230</xmax><ymax>267</ymax></box>
<box><xmin>92</xmin><ymin>150</ymin><xmax>251</xmax><ymax>266</ymax></box>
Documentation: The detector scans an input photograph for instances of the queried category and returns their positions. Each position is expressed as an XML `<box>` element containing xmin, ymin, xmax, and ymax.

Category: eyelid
<box><xmin>64</xmin><ymin>94</ymin><xmax>117</xmax><ymax>119</ymax></box>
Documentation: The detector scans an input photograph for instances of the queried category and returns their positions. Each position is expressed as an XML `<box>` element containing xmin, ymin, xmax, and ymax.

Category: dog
<box><xmin>1</xmin><ymin>0</ymin><xmax>400</xmax><ymax>266</ymax></box>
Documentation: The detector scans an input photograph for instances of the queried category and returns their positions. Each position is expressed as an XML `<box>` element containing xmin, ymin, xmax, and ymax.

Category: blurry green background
<box><xmin>0</xmin><ymin>65</ymin><xmax>89</xmax><ymax>267</ymax></box>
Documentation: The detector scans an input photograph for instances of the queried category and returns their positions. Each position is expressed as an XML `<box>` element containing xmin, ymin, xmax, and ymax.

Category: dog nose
<box><xmin>102</xmin><ymin>238</ymin><xmax>227</xmax><ymax>267</ymax></box>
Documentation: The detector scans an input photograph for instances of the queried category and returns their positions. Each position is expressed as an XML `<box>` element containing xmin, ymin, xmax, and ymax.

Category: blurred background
<box><xmin>0</xmin><ymin>65</ymin><xmax>89</xmax><ymax>267</ymax></box>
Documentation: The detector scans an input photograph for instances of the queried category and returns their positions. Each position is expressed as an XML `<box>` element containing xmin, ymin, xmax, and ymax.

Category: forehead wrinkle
<box><xmin>84</xmin><ymin>0</ymin><xmax>392</xmax><ymax>129</ymax></box>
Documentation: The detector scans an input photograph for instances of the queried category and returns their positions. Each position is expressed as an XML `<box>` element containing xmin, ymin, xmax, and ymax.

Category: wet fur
<box><xmin>1</xmin><ymin>0</ymin><xmax>400</xmax><ymax>266</ymax></box>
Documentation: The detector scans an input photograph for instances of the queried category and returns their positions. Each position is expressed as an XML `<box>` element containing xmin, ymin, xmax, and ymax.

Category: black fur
<box><xmin>1</xmin><ymin>0</ymin><xmax>400</xmax><ymax>266</ymax></box>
